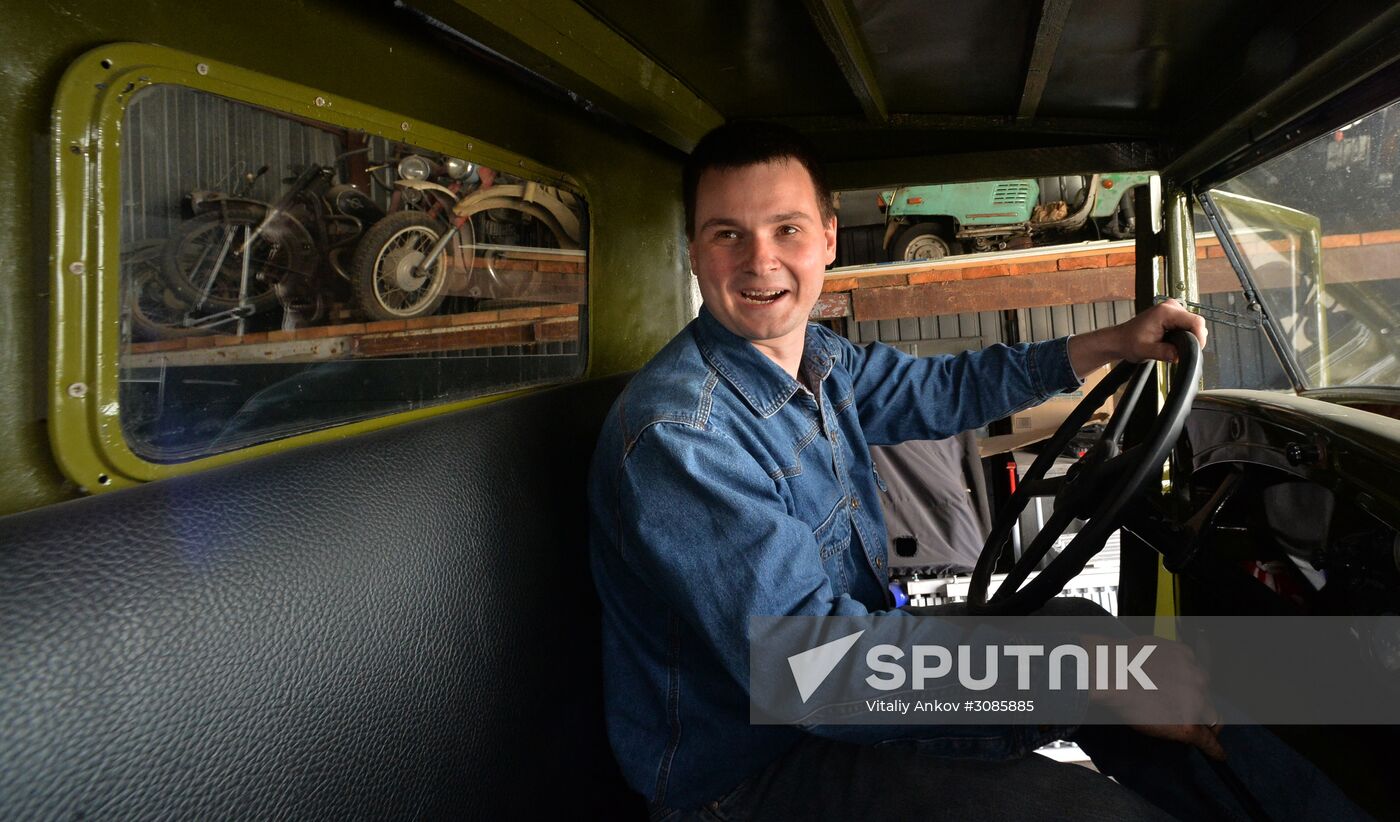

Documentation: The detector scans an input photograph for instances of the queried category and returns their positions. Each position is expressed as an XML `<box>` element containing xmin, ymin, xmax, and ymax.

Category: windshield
<box><xmin>1202</xmin><ymin>98</ymin><xmax>1400</xmax><ymax>391</ymax></box>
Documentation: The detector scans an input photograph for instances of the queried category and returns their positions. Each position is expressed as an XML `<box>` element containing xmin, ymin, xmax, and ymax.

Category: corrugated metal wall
<box><xmin>1196</xmin><ymin>291</ymin><xmax>1291</xmax><ymax>390</ymax></box>
<box><xmin>849</xmin><ymin>310</ymin><xmax>1006</xmax><ymax>354</ymax></box>
<box><xmin>845</xmin><ymin>300</ymin><xmax>1134</xmax><ymax>351</ymax></box>
<box><xmin>120</xmin><ymin>85</ymin><xmax>342</xmax><ymax>245</ymax></box>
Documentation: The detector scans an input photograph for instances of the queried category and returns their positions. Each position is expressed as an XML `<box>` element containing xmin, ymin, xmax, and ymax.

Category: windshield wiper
<box><xmin>1195</xmin><ymin>191</ymin><xmax>1308</xmax><ymax>393</ymax></box>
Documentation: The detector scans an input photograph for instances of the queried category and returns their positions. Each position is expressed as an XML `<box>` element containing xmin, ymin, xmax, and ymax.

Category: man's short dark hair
<box><xmin>682</xmin><ymin>121</ymin><xmax>836</xmax><ymax>239</ymax></box>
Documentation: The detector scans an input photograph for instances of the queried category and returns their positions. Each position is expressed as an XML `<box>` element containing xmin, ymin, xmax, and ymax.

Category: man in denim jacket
<box><xmin>588</xmin><ymin>123</ymin><xmax>1358</xmax><ymax>820</ymax></box>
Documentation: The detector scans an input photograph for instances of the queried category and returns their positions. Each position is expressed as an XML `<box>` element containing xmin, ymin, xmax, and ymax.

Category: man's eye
<box><xmin>714</xmin><ymin>229</ymin><xmax>740</xmax><ymax>241</ymax></box>
<box><xmin>778</xmin><ymin>225</ymin><xmax>800</xmax><ymax>236</ymax></box>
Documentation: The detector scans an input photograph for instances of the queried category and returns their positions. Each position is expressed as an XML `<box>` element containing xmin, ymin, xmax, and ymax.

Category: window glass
<box><xmin>1188</xmin><ymin>204</ymin><xmax>1292</xmax><ymax>392</ymax></box>
<box><xmin>118</xmin><ymin>86</ymin><xmax>587</xmax><ymax>461</ymax></box>
<box><xmin>1205</xmin><ymin>98</ymin><xmax>1400</xmax><ymax>390</ymax></box>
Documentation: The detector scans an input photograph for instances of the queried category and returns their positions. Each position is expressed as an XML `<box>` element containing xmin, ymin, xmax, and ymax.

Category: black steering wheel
<box><xmin>965</xmin><ymin>330</ymin><xmax>1202</xmax><ymax>615</ymax></box>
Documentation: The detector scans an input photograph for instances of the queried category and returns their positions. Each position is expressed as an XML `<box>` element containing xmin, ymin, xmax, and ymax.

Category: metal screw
<box><xmin>67</xmin><ymin>383</ymin><xmax>88</xmax><ymax>399</ymax></box>
<box><xmin>400</xmin><ymin>121</ymin><xmax>410</xmax><ymax>131</ymax></box>
<box><xmin>68</xmin><ymin>261</ymin><xmax>85</xmax><ymax>276</ymax></box>
<box><xmin>196</xmin><ymin>63</ymin><xmax>209</xmax><ymax>76</ymax></box>
<box><xmin>314</xmin><ymin>96</ymin><xmax>327</xmax><ymax>107</ymax></box>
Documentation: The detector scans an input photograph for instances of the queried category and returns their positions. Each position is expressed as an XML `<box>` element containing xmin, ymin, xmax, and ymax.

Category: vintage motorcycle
<box><xmin>159</xmin><ymin>148</ymin><xmax>385</xmax><ymax>333</ymax></box>
<box><xmin>351</xmin><ymin>157</ymin><xmax>585</xmax><ymax>320</ymax></box>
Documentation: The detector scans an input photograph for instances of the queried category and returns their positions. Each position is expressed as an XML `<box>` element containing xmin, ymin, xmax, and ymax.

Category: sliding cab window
<box><xmin>118</xmin><ymin>85</ymin><xmax>588</xmax><ymax>463</ymax></box>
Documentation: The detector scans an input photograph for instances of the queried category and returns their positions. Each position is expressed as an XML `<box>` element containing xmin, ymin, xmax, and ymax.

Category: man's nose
<box><xmin>743</xmin><ymin>234</ymin><xmax>779</xmax><ymax>274</ymax></box>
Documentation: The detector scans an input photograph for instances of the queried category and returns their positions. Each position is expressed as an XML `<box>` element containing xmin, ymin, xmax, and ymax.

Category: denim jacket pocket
<box><xmin>812</xmin><ymin>498</ymin><xmax>853</xmax><ymax>595</ymax></box>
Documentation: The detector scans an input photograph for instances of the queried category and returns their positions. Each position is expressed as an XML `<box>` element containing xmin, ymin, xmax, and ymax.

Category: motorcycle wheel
<box><xmin>161</xmin><ymin>203</ymin><xmax>315</xmax><ymax>313</ymax></box>
<box><xmin>120</xmin><ymin>240</ymin><xmax>212</xmax><ymax>342</ymax></box>
<box><xmin>127</xmin><ymin>269</ymin><xmax>221</xmax><ymax>342</ymax></box>
<box><xmin>352</xmin><ymin>210</ymin><xmax>453</xmax><ymax>321</ymax></box>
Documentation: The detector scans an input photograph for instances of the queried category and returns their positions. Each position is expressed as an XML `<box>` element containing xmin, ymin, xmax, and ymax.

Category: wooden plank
<box><xmin>822</xmin><ymin>271</ymin><xmax>907</xmax><ymax>291</ymax></box>
<box><xmin>1361</xmin><ymin>229</ymin><xmax>1400</xmax><ymax>245</ymax></box>
<box><xmin>512</xmin><ymin>281</ymin><xmax>587</xmax><ymax>304</ymax></box>
<box><xmin>405</xmin><ymin>314</ymin><xmax>463</xmax><ymax>331</ymax></box>
<box><xmin>124</xmin><ymin>336</ymin><xmax>354</xmax><ymax>367</ymax></box>
<box><xmin>353</xmin><ymin>323</ymin><xmax>536</xmax><ymax>357</ymax></box>
<box><xmin>852</xmin><ymin>266</ymin><xmax>1136</xmax><ymax>320</ymax></box>
<box><xmin>448</xmin><ymin>266</ymin><xmax>587</xmax><ymax>304</ymax></box>
<box><xmin>828</xmin><ymin>236</ymin><xmax>1400</xmax><ymax>321</ymax></box>
<box><xmin>473</xmin><ymin>247</ymin><xmax>586</xmax><ymax>263</ymax></box>
<box><xmin>811</xmin><ymin>292</ymin><xmax>852</xmax><ymax>319</ymax></box>
<box><xmin>1196</xmin><ymin>258</ymin><xmax>1243</xmax><ymax>294</ymax></box>
<box><xmin>534</xmin><ymin>318</ymin><xmax>580</xmax><ymax>342</ymax></box>
<box><xmin>909</xmin><ymin>267</ymin><xmax>966</xmax><ymax>285</ymax></box>
<box><xmin>826</xmin><ymin>240</ymin><xmax>1131</xmax><ymax>280</ymax></box>
<box><xmin>1320</xmin><ymin>243</ymin><xmax>1400</xmax><ymax>284</ymax></box>
<box><xmin>1058</xmin><ymin>254</ymin><xmax>1106</xmax><ymax>271</ymax></box>
<box><xmin>497</xmin><ymin>306</ymin><xmax>545</xmax><ymax>321</ymax></box>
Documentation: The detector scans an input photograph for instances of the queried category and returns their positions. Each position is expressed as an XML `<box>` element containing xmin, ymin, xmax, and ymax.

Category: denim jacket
<box><xmin>588</xmin><ymin>307</ymin><xmax>1083</xmax><ymax>811</ymax></box>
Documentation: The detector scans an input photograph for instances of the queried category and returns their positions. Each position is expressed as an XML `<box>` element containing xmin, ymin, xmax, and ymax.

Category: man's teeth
<box><xmin>741</xmin><ymin>289</ymin><xmax>787</xmax><ymax>303</ymax></box>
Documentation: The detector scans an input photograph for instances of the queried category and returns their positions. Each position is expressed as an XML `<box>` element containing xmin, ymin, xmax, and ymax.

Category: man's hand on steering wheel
<box><xmin>1068</xmin><ymin>298</ymin><xmax>1209</xmax><ymax>374</ymax></box>
<box><xmin>965</xmin><ymin>299</ymin><xmax>1207</xmax><ymax>615</ymax></box>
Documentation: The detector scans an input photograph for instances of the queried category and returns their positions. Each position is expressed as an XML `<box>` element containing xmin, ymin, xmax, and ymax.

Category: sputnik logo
<box><xmin>787</xmin><ymin>630</ymin><xmax>865</xmax><ymax>703</ymax></box>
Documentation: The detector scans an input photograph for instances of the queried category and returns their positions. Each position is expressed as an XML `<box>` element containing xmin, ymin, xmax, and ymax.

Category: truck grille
<box><xmin>992</xmin><ymin>182</ymin><xmax>1033</xmax><ymax>206</ymax></box>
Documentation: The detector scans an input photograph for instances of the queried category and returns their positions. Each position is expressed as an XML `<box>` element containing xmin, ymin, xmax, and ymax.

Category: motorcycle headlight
<box><xmin>445</xmin><ymin>157</ymin><xmax>474</xmax><ymax>180</ymax></box>
<box><xmin>396</xmin><ymin>155</ymin><xmax>434</xmax><ymax>182</ymax></box>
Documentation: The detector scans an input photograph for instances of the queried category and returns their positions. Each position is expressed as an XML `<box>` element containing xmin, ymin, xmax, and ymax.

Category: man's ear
<box><xmin>823</xmin><ymin>216</ymin><xmax>838</xmax><ymax>265</ymax></box>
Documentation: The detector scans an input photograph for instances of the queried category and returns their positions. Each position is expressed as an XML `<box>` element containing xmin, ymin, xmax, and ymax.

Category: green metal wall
<box><xmin>0</xmin><ymin>0</ymin><xmax>691</xmax><ymax>515</ymax></box>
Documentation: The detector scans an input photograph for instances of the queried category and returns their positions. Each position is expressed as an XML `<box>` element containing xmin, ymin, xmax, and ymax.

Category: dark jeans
<box><xmin>656</xmin><ymin>723</ymin><xmax>1369</xmax><ymax>821</ymax></box>
<box><xmin>655</xmin><ymin>598</ymin><xmax>1372</xmax><ymax>821</ymax></box>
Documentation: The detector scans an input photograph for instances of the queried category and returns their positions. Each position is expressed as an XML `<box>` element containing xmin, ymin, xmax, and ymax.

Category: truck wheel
<box><xmin>892</xmin><ymin>223</ymin><xmax>956</xmax><ymax>261</ymax></box>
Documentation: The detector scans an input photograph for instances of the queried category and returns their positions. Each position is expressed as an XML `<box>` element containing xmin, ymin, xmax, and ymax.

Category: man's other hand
<box><xmin>1084</xmin><ymin>634</ymin><xmax>1226</xmax><ymax>761</ymax></box>
<box><xmin>1067</xmin><ymin>299</ymin><xmax>1208</xmax><ymax>378</ymax></box>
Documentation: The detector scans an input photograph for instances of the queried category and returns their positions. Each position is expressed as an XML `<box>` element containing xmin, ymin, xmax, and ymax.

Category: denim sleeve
<box><xmin>615</xmin><ymin>421</ymin><xmax>1083</xmax><ymax>751</ymax></box>
<box><xmin>832</xmin><ymin>334</ymin><xmax>1083</xmax><ymax>447</ymax></box>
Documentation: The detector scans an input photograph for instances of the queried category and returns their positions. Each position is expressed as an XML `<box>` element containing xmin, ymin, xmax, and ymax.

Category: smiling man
<box><xmin>586</xmin><ymin>123</ymin><xmax>1359</xmax><ymax>821</ymax></box>
<box><xmin>687</xmin><ymin>157</ymin><xmax>837</xmax><ymax>376</ymax></box>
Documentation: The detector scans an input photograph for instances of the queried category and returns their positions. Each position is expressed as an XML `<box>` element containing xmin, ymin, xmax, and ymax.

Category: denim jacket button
<box><xmin>850</xmin><ymin>498</ymin><xmax>860</xmax><ymax>510</ymax></box>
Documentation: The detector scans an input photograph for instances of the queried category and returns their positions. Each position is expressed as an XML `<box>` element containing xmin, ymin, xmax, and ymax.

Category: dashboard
<box><xmin>1181</xmin><ymin>390</ymin><xmax>1400</xmax><ymax>616</ymax></box>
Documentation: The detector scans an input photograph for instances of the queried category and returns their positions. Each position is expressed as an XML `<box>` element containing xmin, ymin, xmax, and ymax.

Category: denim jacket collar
<box><xmin>693</xmin><ymin>306</ymin><xmax>838</xmax><ymax>419</ymax></box>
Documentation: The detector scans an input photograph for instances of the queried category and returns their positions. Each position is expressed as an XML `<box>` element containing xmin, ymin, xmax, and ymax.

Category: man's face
<box><xmin>689</xmin><ymin>159</ymin><xmax>837</xmax><ymax>363</ymax></box>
